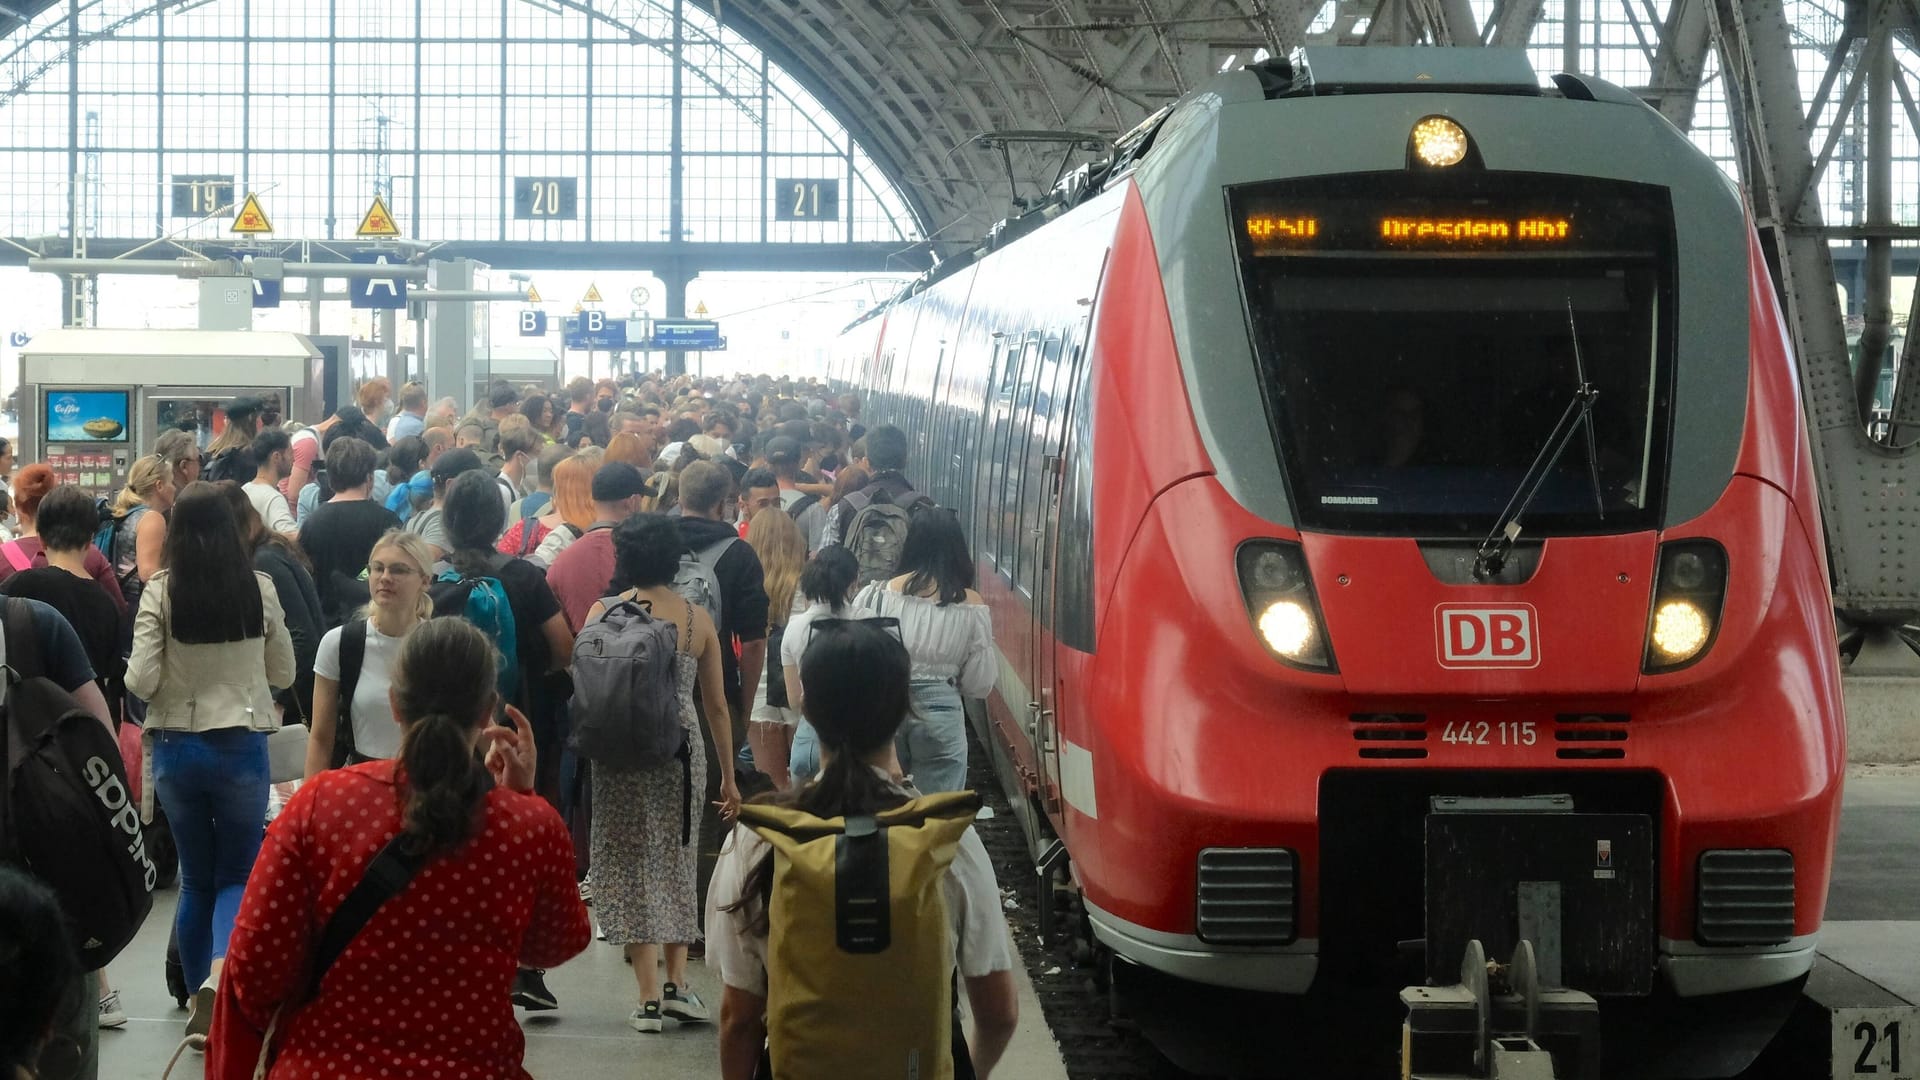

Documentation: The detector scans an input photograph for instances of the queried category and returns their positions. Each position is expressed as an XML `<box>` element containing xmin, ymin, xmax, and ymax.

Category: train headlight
<box><xmin>1643</xmin><ymin>541</ymin><xmax>1728</xmax><ymax>674</ymax></box>
<box><xmin>1258</xmin><ymin>600</ymin><xmax>1316</xmax><ymax>659</ymax></box>
<box><xmin>1650</xmin><ymin>602</ymin><xmax>1709</xmax><ymax>662</ymax></box>
<box><xmin>1411</xmin><ymin>116</ymin><xmax>1469</xmax><ymax>167</ymax></box>
<box><xmin>1236</xmin><ymin>541</ymin><xmax>1336</xmax><ymax>672</ymax></box>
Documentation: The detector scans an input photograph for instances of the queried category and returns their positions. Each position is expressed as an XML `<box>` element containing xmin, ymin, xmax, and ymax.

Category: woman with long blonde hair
<box><xmin>744</xmin><ymin>507</ymin><xmax>808</xmax><ymax>788</ymax></box>
<box><xmin>304</xmin><ymin>530</ymin><xmax>436</xmax><ymax>777</ymax></box>
<box><xmin>107</xmin><ymin>454</ymin><xmax>175</xmax><ymax>622</ymax></box>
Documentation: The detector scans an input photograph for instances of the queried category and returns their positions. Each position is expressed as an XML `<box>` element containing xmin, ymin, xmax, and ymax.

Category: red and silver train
<box><xmin>833</xmin><ymin>47</ymin><xmax>1844</xmax><ymax>1076</ymax></box>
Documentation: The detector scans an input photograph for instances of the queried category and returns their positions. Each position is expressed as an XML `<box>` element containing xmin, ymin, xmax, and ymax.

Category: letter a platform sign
<box><xmin>230</xmin><ymin>193</ymin><xmax>273</xmax><ymax>235</ymax></box>
<box><xmin>350</xmin><ymin>252</ymin><xmax>409</xmax><ymax>310</ymax></box>
<box><xmin>356</xmin><ymin>196</ymin><xmax>400</xmax><ymax>238</ymax></box>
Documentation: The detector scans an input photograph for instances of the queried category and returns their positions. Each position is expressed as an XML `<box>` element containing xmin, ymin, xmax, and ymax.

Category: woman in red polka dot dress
<box><xmin>205</xmin><ymin>617</ymin><xmax>592</xmax><ymax>1079</ymax></box>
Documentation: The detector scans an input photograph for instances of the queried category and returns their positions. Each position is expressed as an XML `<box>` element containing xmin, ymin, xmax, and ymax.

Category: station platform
<box><xmin>98</xmin><ymin>881</ymin><xmax>1070</xmax><ymax>1080</ymax></box>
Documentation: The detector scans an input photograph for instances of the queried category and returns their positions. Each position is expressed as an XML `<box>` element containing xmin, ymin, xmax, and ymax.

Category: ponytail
<box><xmin>725</xmin><ymin>618</ymin><xmax>913</xmax><ymax>935</ymax></box>
<box><xmin>395</xmin><ymin>711</ymin><xmax>490</xmax><ymax>859</ymax></box>
<box><xmin>388</xmin><ymin>617</ymin><xmax>499</xmax><ymax>859</ymax></box>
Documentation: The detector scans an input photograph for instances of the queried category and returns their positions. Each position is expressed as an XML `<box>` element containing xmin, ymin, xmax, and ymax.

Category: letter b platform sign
<box><xmin>520</xmin><ymin>310</ymin><xmax>548</xmax><ymax>336</ymax></box>
<box><xmin>1436</xmin><ymin>605</ymin><xmax>1539</xmax><ymax>669</ymax></box>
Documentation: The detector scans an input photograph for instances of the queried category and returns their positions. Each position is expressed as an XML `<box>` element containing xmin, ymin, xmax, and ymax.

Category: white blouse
<box><xmin>854</xmin><ymin>582</ymin><xmax>998</xmax><ymax>697</ymax></box>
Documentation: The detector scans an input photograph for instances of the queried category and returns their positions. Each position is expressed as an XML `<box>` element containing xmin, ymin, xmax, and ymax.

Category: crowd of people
<box><xmin>0</xmin><ymin>371</ymin><xmax>1016</xmax><ymax>1080</ymax></box>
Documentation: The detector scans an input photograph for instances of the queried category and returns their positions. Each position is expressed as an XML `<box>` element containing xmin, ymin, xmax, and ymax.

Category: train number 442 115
<box><xmin>1440</xmin><ymin>720</ymin><xmax>1537</xmax><ymax>747</ymax></box>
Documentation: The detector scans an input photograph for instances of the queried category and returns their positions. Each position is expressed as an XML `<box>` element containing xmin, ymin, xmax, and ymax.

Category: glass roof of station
<box><xmin>0</xmin><ymin>0</ymin><xmax>923</xmax><ymax>248</ymax></box>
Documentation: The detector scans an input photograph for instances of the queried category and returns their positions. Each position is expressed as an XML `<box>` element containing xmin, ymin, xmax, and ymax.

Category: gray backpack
<box><xmin>672</xmin><ymin>537</ymin><xmax>736</xmax><ymax>630</ymax></box>
<box><xmin>569</xmin><ymin>597</ymin><xmax>687</xmax><ymax>773</ymax></box>
<box><xmin>843</xmin><ymin>487</ymin><xmax>934</xmax><ymax>586</ymax></box>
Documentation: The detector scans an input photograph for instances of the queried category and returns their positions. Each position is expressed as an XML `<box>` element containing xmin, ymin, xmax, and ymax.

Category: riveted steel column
<box><xmin>1707</xmin><ymin>0</ymin><xmax>1920</xmax><ymax>621</ymax></box>
<box><xmin>1857</xmin><ymin>25</ymin><xmax>1893</xmax><ymax>421</ymax></box>
<box><xmin>1650</xmin><ymin>0</ymin><xmax>1713</xmax><ymax>132</ymax></box>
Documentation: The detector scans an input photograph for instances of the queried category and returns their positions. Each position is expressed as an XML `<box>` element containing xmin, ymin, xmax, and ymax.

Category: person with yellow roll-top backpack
<box><xmin>706</xmin><ymin>617</ymin><xmax>1020</xmax><ymax>1080</ymax></box>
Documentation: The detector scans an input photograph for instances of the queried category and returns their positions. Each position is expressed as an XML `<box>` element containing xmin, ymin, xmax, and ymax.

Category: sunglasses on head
<box><xmin>807</xmin><ymin>615</ymin><xmax>903</xmax><ymax>646</ymax></box>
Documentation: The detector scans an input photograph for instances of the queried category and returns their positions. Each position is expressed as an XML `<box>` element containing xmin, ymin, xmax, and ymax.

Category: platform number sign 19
<box><xmin>513</xmin><ymin>177</ymin><xmax>578</xmax><ymax>220</ymax></box>
<box><xmin>170</xmin><ymin>175</ymin><xmax>234</xmax><ymax>218</ymax></box>
<box><xmin>774</xmin><ymin>178</ymin><xmax>839</xmax><ymax>222</ymax></box>
<box><xmin>1838</xmin><ymin>1009</ymin><xmax>1914</xmax><ymax>1080</ymax></box>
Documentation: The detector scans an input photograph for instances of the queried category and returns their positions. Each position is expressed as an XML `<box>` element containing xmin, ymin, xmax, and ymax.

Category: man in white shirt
<box><xmin>244</xmin><ymin>428</ymin><xmax>299</xmax><ymax>538</ymax></box>
<box><xmin>495</xmin><ymin>415</ymin><xmax>539</xmax><ymax>525</ymax></box>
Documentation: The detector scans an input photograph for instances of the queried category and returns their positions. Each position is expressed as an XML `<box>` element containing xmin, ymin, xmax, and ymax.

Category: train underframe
<box><xmin>971</xmin><ymin>694</ymin><xmax>1839</xmax><ymax>1080</ymax></box>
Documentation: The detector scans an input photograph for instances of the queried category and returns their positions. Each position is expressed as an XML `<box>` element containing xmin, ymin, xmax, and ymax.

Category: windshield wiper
<box><xmin>1472</xmin><ymin>301</ymin><xmax>1608</xmax><ymax>581</ymax></box>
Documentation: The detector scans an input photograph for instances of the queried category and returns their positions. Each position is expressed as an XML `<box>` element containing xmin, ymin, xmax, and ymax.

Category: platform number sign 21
<box><xmin>774</xmin><ymin>179</ymin><xmax>839</xmax><ymax>221</ymax></box>
<box><xmin>1839</xmin><ymin>1010</ymin><xmax>1914</xmax><ymax>1080</ymax></box>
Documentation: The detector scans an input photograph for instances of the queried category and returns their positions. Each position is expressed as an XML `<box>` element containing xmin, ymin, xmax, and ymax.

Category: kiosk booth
<box><xmin>18</xmin><ymin>328</ymin><xmax>323</xmax><ymax>496</ymax></box>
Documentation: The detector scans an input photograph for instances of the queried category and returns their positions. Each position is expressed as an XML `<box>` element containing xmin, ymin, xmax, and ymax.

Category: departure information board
<box><xmin>1234</xmin><ymin>175</ymin><xmax>1669</xmax><ymax>258</ymax></box>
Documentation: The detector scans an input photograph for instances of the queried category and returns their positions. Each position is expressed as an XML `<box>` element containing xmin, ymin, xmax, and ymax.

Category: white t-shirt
<box><xmin>313</xmin><ymin>620</ymin><xmax>407</xmax><ymax>761</ymax></box>
<box><xmin>781</xmin><ymin>599</ymin><xmax>865</xmax><ymax>674</ymax></box>
<box><xmin>705</xmin><ymin>790</ymin><xmax>1014</xmax><ymax>998</ymax></box>
<box><xmin>244</xmin><ymin>480</ymin><xmax>297</xmax><ymax>535</ymax></box>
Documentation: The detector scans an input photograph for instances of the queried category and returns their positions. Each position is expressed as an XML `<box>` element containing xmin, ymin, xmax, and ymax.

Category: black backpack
<box><xmin>786</xmin><ymin>492</ymin><xmax>821</xmax><ymax>521</ymax></box>
<box><xmin>0</xmin><ymin>599</ymin><xmax>154</xmax><ymax>970</ymax></box>
<box><xmin>201</xmin><ymin>446</ymin><xmax>253</xmax><ymax>484</ymax></box>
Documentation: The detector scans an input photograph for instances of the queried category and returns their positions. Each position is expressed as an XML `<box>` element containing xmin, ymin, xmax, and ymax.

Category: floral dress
<box><xmin>590</xmin><ymin>636</ymin><xmax>704</xmax><ymax>945</ymax></box>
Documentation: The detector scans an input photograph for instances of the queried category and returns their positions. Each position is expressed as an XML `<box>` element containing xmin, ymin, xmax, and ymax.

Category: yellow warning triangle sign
<box><xmin>572</xmin><ymin>303</ymin><xmax>583</xmax><ymax>314</ymax></box>
<box><xmin>356</xmin><ymin>196</ymin><xmax>400</xmax><ymax>237</ymax></box>
<box><xmin>693</xmin><ymin>300</ymin><xmax>709</xmax><ymax>317</ymax></box>
<box><xmin>582</xmin><ymin>284</ymin><xmax>604</xmax><ymax>304</ymax></box>
<box><xmin>230</xmin><ymin>193</ymin><xmax>274</xmax><ymax>235</ymax></box>
<box><xmin>524</xmin><ymin>285</ymin><xmax>542</xmax><ymax>304</ymax></box>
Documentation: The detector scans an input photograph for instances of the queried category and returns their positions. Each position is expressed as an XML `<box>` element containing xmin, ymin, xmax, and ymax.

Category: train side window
<box><xmin>1055</xmin><ymin>341</ymin><xmax>1096</xmax><ymax>652</ymax></box>
<box><xmin>1015</xmin><ymin>334</ymin><xmax>1065</xmax><ymax>600</ymax></box>
<box><xmin>1002</xmin><ymin>338</ymin><xmax>1042</xmax><ymax>582</ymax></box>
<box><xmin>982</xmin><ymin>340</ymin><xmax>1019</xmax><ymax>569</ymax></box>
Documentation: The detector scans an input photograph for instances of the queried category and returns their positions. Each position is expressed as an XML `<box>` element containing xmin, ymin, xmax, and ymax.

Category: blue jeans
<box><xmin>789</xmin><ymin>719</ymin><xmax>821</xmax><ymax>785</ymax></box>
<box><xmin>152</xmin><ymin>728</ymin><xmax>268</xmax><ymax>990</ymax></box>
<box><xmin>896</xmin><ymin>678</ymin><xmax>969</xmax><ymax>795</ymax></box>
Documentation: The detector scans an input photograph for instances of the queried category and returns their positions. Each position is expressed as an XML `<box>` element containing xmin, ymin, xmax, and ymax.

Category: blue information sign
<box><xmin>648</xmin><ymin>318</ymin><xmax>724</xmax><ymax>350</ymax></box>
<box><xmin>350</xmin><ymin>252</ymin><xmax>409</xmax><ymax>310</ymax></box>
<box><xmin>519</xmin><ymin>310</ymin><xmax>548</xmax><ymax>337</ymax></box>
<box><xmin>252</xmin><ymin>278</ymin><xmax>282</xmax><ymax>309</ymax></box>
<box><xmin>563</xmin><ymin>311</ymin><xmax>627</xmax><ymax>350</ymax></box>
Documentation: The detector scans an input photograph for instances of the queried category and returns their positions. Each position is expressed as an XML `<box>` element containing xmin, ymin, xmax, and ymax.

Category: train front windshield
<box><xmin>1232</xmin><ymin>174</ymin><xmax>1675</xmax><ymax>537</ymax></box>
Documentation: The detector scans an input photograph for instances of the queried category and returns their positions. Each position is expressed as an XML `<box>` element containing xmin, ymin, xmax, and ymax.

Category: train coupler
<box><xmin>1400</xmin><ymin>939</ymin><xmax>1600</xmax><ymax>1080</ymax></box>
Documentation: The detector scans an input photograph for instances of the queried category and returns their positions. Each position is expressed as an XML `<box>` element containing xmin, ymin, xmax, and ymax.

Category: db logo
<box><xmin>1436</xmin><ymin>604</ymin><xmax>1540</xmax><ymax>668</ymax></box>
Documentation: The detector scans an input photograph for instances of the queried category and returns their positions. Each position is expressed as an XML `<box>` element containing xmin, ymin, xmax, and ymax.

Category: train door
<box><xmin>1028</xmin><ymin>329</ymin><xmax>1078</xmax><ymax>814</ymax></box>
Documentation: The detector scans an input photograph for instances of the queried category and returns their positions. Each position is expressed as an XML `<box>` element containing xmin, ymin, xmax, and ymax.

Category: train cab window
<box><xmin>1231</xmin><ymin>173</ymin><xmax>1674</xmax><ymax>537</ymax></box>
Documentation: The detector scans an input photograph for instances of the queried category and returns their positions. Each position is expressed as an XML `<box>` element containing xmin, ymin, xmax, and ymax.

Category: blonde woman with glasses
<box><xmin>304</xmin><ymin>530</ymin><xmax>436</xmax><ymax>777</ymax></box>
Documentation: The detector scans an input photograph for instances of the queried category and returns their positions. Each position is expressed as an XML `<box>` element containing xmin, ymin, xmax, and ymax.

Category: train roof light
<box><xmin>1411</xmin><ymin>116</ymin><xmax>1469</xmax><ymax>168</ymax></box>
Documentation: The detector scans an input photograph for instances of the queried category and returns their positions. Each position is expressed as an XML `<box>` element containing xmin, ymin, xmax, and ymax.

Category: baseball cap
<box><xmin>431</xmin><ymin>447</ymin><xmax>484</xmax><ymax>482</ymax></box>
<box><xmin>226</xmin><ymin>395</ymin><xmax>266</xmax><ymax>422</ymax></box>
<box><xmin>765</xmin><ymin>436</ymin><xmax>801</xmax><ymax>466</ymax></box>
<box><xmin>592</xmin><ymin>461</ymin><xmax>649</xmax><ymax>502</ymax></box>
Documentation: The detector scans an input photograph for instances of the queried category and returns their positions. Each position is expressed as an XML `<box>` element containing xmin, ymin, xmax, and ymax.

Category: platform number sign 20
<box><xmin>513</xmin><ymin>177</ymin><xmax>577</xmax><ymax>220</ymax></box>
<box><xmin>1839</xmin><ymin>1010</ymin><xmax>1914</xmax><ymax>1080</ymax></box>
<box><xmin>774</xmin><ymin>179</ymin><xmax>839</xmax><ymax>221</ymax></box>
